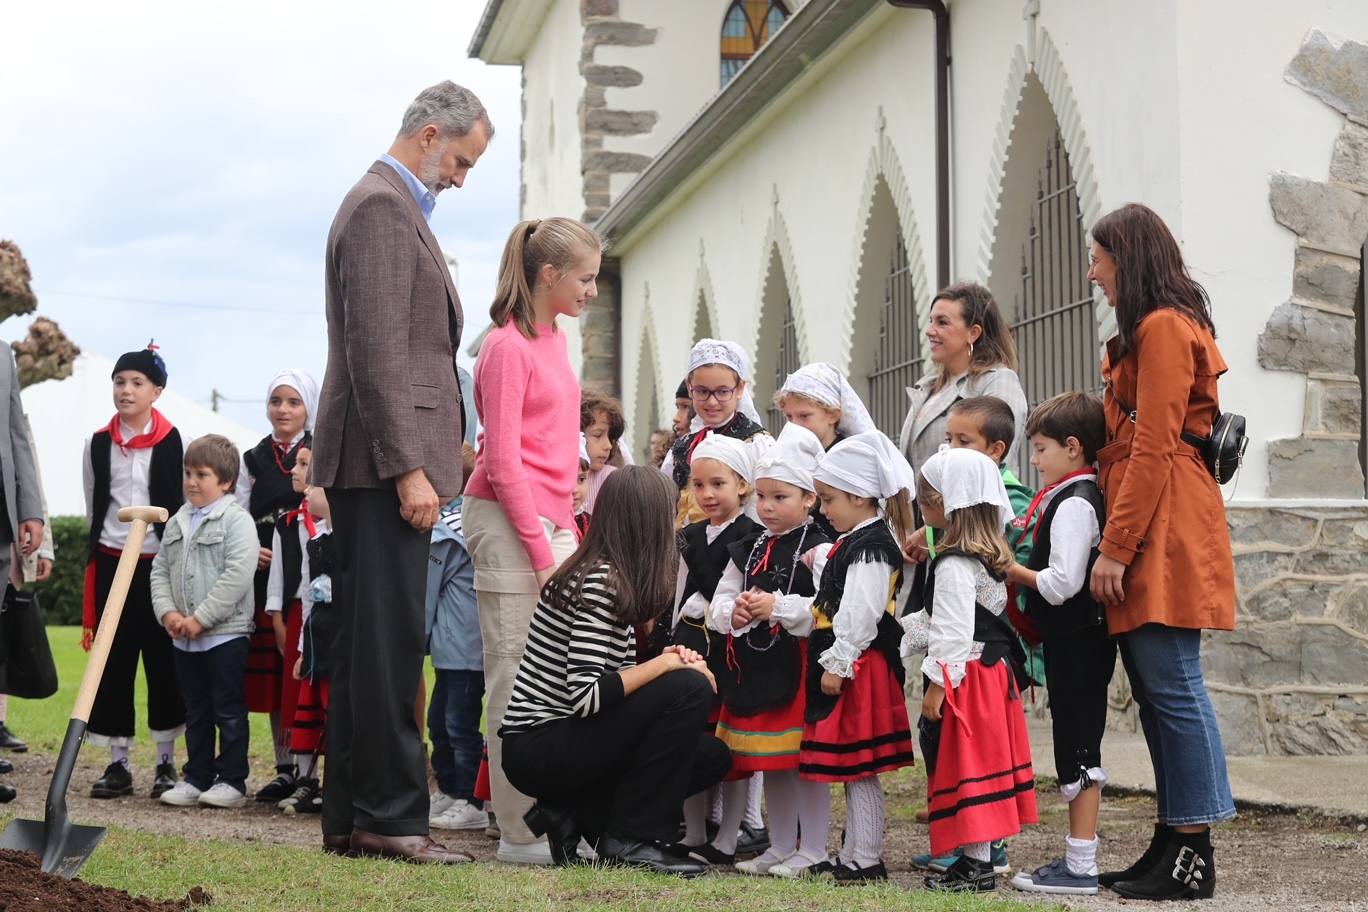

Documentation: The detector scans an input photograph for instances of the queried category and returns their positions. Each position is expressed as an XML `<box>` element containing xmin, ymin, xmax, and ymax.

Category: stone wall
<box><xmin>578</xmin><ymin>0</ymin><xmax>655</xmax><ymax>223</ymax></box>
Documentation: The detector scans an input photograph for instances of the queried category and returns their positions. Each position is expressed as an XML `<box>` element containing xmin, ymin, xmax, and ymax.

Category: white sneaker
<box><xmin>430</xmin><ymin>799</ymin><xmax>489</xmax><ymax>831</ymax></box>
<box><xmin>198</xmin><ymin>782</ymin><xmax>248</xmax><ymax>808</ymax></box>
<box><xmin>429</xmin><ymin>790</ymin><xmax>456</xmax><ymax>818</ymax></box>
<box><xmin>159</xmin><ymin>782</ymin><xmax>202</xmax><ymax>807</ymax></box>
<box><xmin>495</xmin><ymin>837</ymin><xmax>553</xmax><ymax>865</ymax></box>
<box><xmin>736</xmin><ymin>848</ymin><xmax>786</xmax><ymax>875</ymax></box>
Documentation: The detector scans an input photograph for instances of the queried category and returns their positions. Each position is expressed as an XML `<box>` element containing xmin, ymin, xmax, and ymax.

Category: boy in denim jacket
<box><xmin>150</xmin><ymin>434</ymin><xmax>259</xmax><ymax>809</ymax></box>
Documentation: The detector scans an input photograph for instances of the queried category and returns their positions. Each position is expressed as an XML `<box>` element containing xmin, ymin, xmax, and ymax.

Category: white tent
<box><xmin>20</xmin><ymin>353</ymin><xmax>260</xmax><ymax>517</ymax></box>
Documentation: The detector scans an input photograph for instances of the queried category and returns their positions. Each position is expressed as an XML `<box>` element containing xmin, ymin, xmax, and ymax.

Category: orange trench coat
<box><xmin>1096</xmin><ymin>308</ymin><xmax>1237</xmax><ymax>635</ymax></box>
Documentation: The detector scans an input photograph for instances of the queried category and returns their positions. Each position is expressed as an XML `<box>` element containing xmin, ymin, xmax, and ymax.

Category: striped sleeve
<box><xmin>565</xmin><ymin>577</ymin><xmax>631</xmax><ymax>717</ymax></box>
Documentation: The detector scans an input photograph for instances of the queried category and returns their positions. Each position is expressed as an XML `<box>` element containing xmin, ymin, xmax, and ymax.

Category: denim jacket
<box><xmin>150</xmin><ymin>498</ymin><xmax>258</xmax><ymax>635</ymax></box>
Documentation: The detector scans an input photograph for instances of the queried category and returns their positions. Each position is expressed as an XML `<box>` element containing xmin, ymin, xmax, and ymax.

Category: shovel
<box><xmin>0</xmin><ymin>505</ymin><xmax>169</xmax><ymax>878</ymax></box>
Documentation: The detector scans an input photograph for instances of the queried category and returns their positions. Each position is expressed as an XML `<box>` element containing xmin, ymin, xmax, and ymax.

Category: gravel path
<box><xmin>1</xmin><ymin>750</ymin><xmax>1364</xmax><ymax>909</ymax></box>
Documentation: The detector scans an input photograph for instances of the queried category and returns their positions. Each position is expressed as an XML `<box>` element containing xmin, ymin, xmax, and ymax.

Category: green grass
<box><xmin>6</xmin><ymin>628</ymin><xmax>1053</xmax><ymax>911</ymax></box>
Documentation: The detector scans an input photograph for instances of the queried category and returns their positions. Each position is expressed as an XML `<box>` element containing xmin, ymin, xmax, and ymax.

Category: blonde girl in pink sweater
<box><xmin>462</xmin><ymin>216</ymin><xmax>602</xmax><ymax>865</ymax></box>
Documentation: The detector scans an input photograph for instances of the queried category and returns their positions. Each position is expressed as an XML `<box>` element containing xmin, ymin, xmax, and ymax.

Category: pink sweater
<box><xmin>464</xmin><ymin>321</ymin><xmax>581</xmax><ymax>570</ymax></box>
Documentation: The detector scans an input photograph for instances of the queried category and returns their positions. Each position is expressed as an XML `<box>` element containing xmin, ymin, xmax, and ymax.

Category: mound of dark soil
<box><xmin>0</xmin><ymin>849</ymin><xmax>210</xmax><ymax>911</ymax></box>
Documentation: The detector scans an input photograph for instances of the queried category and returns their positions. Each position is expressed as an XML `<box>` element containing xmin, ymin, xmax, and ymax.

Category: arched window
<box><xmin>720</xmin><ymin>0</ymin><xmax>790</xmax><ymax>86</ymax></box>
<box><xmin>867</xmin><ymin>235</ymin><xmax>924</xmax><ymax>436</ymax></box>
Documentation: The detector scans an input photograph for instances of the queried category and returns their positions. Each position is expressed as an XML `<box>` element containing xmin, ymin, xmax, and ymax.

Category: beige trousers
<box><xmin>463</xmin><ymin>496</ymin><xmax>578</xmax><ymax>845</ymax></box>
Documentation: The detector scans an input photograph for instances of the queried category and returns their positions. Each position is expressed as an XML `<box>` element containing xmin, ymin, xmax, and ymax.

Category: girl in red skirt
<box><xmin>711</xmin><ymin>424</ymin><xmax>832</xmax><ymax>878</ymax></box>
<box><xmin>805</xmin><ymin>431</ymin><xmax>918</xmax><ymax>884</ymax></box>
<box><xmin>907</xmin><ymin>447</ymin><xmax>1037</xmax><ymax>893</ymax></box>
<box><xmin>669</xmin><ymin>434</ymin><xmax>761</xmax><ymax>863</ymax></box>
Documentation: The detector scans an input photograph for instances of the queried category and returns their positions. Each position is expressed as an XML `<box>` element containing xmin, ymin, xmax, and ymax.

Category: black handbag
<box><xmin>1111</xmin><ymin>386</ymin><xmax>1248</xmax><ymax>485</ymax></box>
<box><xmin>0</xmin><ymin>586</ymin><xmax>59</xmax><ymax>699</ymax></box>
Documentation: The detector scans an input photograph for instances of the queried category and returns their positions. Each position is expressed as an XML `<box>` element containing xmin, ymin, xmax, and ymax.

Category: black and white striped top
<box><xmin>499</xmin><ymin>565</ymin><xmax>638</xmax><ymax>734</ymax></box>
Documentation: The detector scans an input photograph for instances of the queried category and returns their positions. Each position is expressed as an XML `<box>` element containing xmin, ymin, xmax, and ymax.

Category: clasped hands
<box><xmin>162</xmin><ymin>612</ymin><xmax>204</xmax><ymax>641</ymax></box>
<box><xmin>731</xmin><ymin>588</ymin><xmax>776</xmax><ymax>630</ymax></box>
<box><xmin>654</xmin><ymin>644</ymin><xmax>716</xmax><ymax>692</ymax></box>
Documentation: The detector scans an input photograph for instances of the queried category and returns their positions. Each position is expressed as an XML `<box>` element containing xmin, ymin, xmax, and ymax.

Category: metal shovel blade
<box><xmin>0</xmin><ymin>816</ymin><xmax>107</xmax><ymax>878</ymax></box>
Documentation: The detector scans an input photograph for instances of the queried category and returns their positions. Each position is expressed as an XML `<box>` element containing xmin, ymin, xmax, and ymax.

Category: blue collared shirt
<box><xmin>380</xmin><ymin>153</ymin><xmax>437</xmax><ymax>222</ymax></box>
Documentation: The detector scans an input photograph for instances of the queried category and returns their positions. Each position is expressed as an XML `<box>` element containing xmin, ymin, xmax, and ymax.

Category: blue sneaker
<box><xmin>914</xmin><ymin>841</ymin><xmax>1011</xmax><ymax>874</ymax></box>
<box><xmin>1008</xmin><ymin>857</ymin><xmax>1099</xmax><ymax>895</ymax></box>
<box><xmin>991</xmin><ymin>839</ymin><xmax>1012</xmax><ymax>874</ymax></box>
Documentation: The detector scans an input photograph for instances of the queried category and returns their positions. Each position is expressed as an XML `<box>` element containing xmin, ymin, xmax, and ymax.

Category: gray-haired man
<box><xmin>313</xmin><ymin>81</ymin><xmax>490</xmax><ymax>864</ymax></box>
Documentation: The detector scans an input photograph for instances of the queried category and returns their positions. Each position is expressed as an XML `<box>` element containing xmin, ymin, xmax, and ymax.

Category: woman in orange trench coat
<box><xmin>1086</xmin><ymin>204</ymin><xmax>1235</xmax><ymax>901</ymax></box>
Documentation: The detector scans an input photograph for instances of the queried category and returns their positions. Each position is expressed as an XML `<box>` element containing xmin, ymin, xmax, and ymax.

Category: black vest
<box><xmin>272</xmin><ymin>514</ymin><xmax>307</xmax><ymax>616</ymax></box>
<box><xmin>648</xmin><ymin>515</ymin><xmax>762</xmax><ymax>664</ymax></box>
<box><xmin>87</xmin><ymin>429</ymin><xmax>184</xmax><ymax>557</ymax></box>
<box><xmin>300</xmin><ymin>530</ymin><xmax>335</xmax><ymax>679</ymax></box>
<box><xmin>717</xmin><ymin>521</ymin><xmax>831</xmax><ymax>716</ymax></box>
<box><xmin>244</xmin><ymin>432</ymin><xmax>311</xmax><ymax>604</ymax></box>
<box><xmin>1025</xmin><ymin>480</ymin><xmax>1107</xmax><ymax>640</ymax></box>
<box><xmin>805</xmin><ymin>520</ymin><xmax>907</xmax><ymax>722</ymax></box>
<box><xmin>669</xmin><ymin>412</ymin><xmax>768</xmax><ymax>490</ymax></box>
<box><xmin>925</xmin><ymin>549</ymin><xmax>1032</xmax><ymax>690</ymax></box>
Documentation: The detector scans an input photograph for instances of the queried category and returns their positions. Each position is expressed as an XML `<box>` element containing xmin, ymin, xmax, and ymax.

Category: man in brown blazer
<box><xmin>312</xmin><ymin>81</ymin><xmax>491</xmax><ymax>864</ymax></box>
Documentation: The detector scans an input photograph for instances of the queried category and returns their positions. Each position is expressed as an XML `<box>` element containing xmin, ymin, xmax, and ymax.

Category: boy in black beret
<box><xmin>82</xmin><ymin>342</ymin><xmax>187</xmax><ymax>799</ymax></box>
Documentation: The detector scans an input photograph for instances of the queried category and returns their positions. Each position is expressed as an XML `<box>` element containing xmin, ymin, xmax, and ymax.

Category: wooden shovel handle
<box><xmin>71</xmin><ymin>506</ymin><xmax>169</xmax><ymax>723</ymax></box>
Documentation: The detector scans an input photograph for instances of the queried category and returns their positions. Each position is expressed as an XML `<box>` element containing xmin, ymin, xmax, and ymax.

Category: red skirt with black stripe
<box><xmin>798</xmin><ymin>649</ymin><xmax>914</xmax><ymax>782</ymax></box>
<box><xmin>927</xmin><ymin>659</ymin><xmax>1037</xmax><ymax>855</ymax></box>
<box><xmin>277</xmin><ymin>602</ymin><xmax>304</xmax><ymax>750</ymax></box>
<box><xmin>716</xmin><ymin>641</ymin><xmax>807</xmax><ymax>774</ymax></box>
<box><xmin>290</xmin><ymin>674</ymin><xmax>329</xmax><ymax>755</ymax></box>
<box><xmin>245</xmin><ymin>599</ymin><xmax>283</xmax><ymax>713</ymax></box>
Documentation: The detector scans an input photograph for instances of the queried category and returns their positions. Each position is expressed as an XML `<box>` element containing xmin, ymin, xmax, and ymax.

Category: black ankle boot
<box><xmin>1112</xmin><ymin>829</ymin><xmax>1216</xmax><ymax>900</ymax></box>
<box><xmin>524</xmin><ymin>804</ymin><xmax>581</xmax><ymax>866</ymax></box>
<box><xmin>1099</xmin><ymin>822</ymin><xmax>1170</xmax><ymax>888</ymax></box>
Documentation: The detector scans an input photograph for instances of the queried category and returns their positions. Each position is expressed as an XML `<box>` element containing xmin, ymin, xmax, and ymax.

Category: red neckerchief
<box><xmin>825</xmin><ymin>537</ymin><xmax>847</xmax><ymax>564</ymax></box>
<box><xmin>283</xmin><ymin>498</ymin><xmax>318</xmax><ymax>537</ymax></box>
<box><xmin>1019</xmin><ymin>468</ymin><xmax>1096</xmax><ymax>544</ymax></box>
<box><xmin>103</xmin><ymin>408</ymin><xmax>173</xmax><ymax>453</ymax></box>
<box><xmin>753</xmin><ymin>537</ymin><xmax>779</xmax><ymax>573</ymax></box>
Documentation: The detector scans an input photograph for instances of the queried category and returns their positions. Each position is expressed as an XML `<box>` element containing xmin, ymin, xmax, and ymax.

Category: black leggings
<box><xmin>1044</xmin><ymin>624</ymin><xmax>1117</xmax><ymax>787</ymax></box>
<box><xmin>501</xmin><ymin>670</ymin><xmax>731</xmax><ymax>843</ymax></box>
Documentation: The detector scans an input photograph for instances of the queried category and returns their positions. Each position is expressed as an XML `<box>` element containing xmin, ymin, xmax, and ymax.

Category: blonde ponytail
<box><xmin>884</xmin><ymin>488</ymin><xmax>916</xmax><ymax>545</ymax></box>
<box><xmin>491</xmin><ymin>217</ymin><xmax>604</xmax><ymax>338</ymax></box>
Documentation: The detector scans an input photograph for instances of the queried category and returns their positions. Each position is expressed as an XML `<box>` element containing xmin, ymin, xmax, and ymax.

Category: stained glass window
<box><xmin>720</xmin><ymin>0</ymin><xmax>790</xmax><ymax>86</ymax></box>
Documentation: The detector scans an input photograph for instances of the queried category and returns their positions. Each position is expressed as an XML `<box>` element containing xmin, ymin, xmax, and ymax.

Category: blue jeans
<box><xmin>174</xmin><ymin>637</ymin><xmax>250</xmax><ymax>793</ymax></box>
<box><xmin>428</xmin><ymin>669</ymin><xmax>485</xmax><ymax>805</ymax></box>
<box><xmin>1118</xmin><ymin>624</ymin><xmax>1235</xmax><ymax>826</ymax></box>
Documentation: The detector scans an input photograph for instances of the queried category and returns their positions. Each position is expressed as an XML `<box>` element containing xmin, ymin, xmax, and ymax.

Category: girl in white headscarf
<box><xmin>237</xmin><ymin>368</ymin><xmax>321</xmax><ymax>802</ymax></box>
<box><xmin>661</xmin><ymin>339</ymin><xmax>774</xmax><ymax>527</ymax></box>
<box><xmin>664</xmin><ymin>432</ymin><xmax>765</xmax><ymax>866</ymax></box>
<box><xmin>798</xmin><ymin>430</ymin><xmax>917</xmax><ymax>885</ymax></box>
<box><xmin>774</xmin><ymin>362</ymin><xmax>876</xmax><ymax>449</ymax></box>
<box><xmin>901</xmin><ymin>447</ymin><xmax>1037</xmax><ymax>894</ymax></box>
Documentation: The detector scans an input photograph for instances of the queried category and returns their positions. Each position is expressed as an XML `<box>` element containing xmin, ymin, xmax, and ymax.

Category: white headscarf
<box><xmin>266</xmin><ymin>369</ymin><xmax>320</xmax><ymax>433</ymax></box>
<box><xmin>686</xmin><ymin>338</ymin><xmax>764</xmax><ymax>428</ymax></box>
<box><xmin>754</xmin><ymin>422</ymin><xmax>824</xmax><ymax>492</ymax></box>
<box><xmin>578</xmin><ymin>432</ymin><xmax>590</xmax><ymax>466</ymax></box>
<box><xmin>779</xmin><ymin>362</ymin><xmax>876</xmax><ymax>436</ymax></box>
<box><xmin>689</xmin><ymin>433</ymin><xmax>757</xmax><ymax>485</ymax></box>
<box><xmin>812</xmin><ymin>430</ymin><xmax>916</xmax><ymax>500</ymax></box>
<box><xmin>918</xmin><ymin>448</ymin><xmax>1014</xmax><ymax>527</ymax></box>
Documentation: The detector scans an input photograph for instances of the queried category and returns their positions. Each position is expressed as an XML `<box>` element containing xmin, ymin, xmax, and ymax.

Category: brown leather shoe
<box><xmin>350</xmin><ymin>829</ymin><xmax>473</xmax><ymax>864</ymax></box>
<box><xmin>323</xmin><ymin>833</ymin><xmax>352</xmax><ymax>856</ymax></box>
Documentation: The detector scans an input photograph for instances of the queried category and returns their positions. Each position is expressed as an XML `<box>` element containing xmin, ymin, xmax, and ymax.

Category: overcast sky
<box><xmin>0</xmin><ymin>1</ymin><xmax>520</xmax><ymax>431</ymax></box>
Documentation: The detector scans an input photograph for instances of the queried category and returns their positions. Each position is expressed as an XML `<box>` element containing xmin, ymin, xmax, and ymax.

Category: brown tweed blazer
<box><xmin>312</xmin><ymin>161</ymin><xmax>465</xmax><ymax>499</ymax></box>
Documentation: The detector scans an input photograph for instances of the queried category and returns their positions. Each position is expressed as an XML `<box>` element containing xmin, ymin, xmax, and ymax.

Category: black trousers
<box><xmin>501</xmin><ymin>671</ymin><xmax>732</xmax><ymax>843</ymax></box>
<box><xmin>322</xmin><ymin>487</ymin><xmax>430</xmax><ymax>837</ymax></box>
<box><xmin>1043</xmin><ymin>623</ymin><xmax>1117</xmax><ymax>786</ymax></box>
<box><xmin>175</xmin><ymin>637</ymin><xmax>250</xmax><ymax>792</ymax></box>
<box><xmin>87</xmin><ymin>552</ymin><xmax>185</xmax><ymax>741</ymax></box>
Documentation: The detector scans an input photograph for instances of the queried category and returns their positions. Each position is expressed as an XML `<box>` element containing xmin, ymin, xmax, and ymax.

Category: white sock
<box><xmin>708</xmin><ymin>784</ymin><xmax>723</xmax><ymax>825</ymax></box>
<box><xmin>111</xmin><ymin>745</ymin><xmax>130</xmax><ymax>767</ymax></box>
<box><xmin>763</xmin><ymin>770</ymin><xmax>799</xmax><ymax>860</ymax></box>
<box><xmin>794</xmin><ymin>777</ymin><xmax>832</xmax><ymax>864</ymax></box>
<box><xmin>154</xmin><ymin>740</ymin><xmax>176</xmax><ymax>766</ymax></box>
<box><xmin>682</xmin><ymin>793</ymin><xmax>709</xmax><ymax>846</ymax></box>
<box><xmin>712</xmin><ymin>779</ymin><xmax>750</xmax><ymax>855</ymax></box>
<box><xmin>844</xmin><ymin>777</ymin><xmax>885</xmax><ymax>868</ymax></box>
<box><xmin>1065</xmin><ymin>834</ymin><xmax>1099</xmax><ymax>876</ymax></box>
<box><xmin>962</xmin><ymin>841</ymin><xmax>991</xmax><ymax>862</ymax></box>
<box><xmin>744</xmin><ymin>772</ymin><xmax>765</xmax><ymax>829</ymax></box>
<box><xmin>294</xmin><ymin>753</ymin><xmax>316</xmax><ymax>779</ymax></box>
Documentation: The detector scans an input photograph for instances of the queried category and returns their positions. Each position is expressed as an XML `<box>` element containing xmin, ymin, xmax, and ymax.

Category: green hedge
<box><xmin>29</xmin><ymin>515</ymin><xmax>88</xmax><ymax>626</ymax></box>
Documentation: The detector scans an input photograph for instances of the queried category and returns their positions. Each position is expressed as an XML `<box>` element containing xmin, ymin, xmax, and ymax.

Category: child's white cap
<box><xmin>918</xmin><ymin>447</ymin><xmax>1013</xmax><ymax>526</ymax></box>
<box><xmin>779</xmin><ymin>363</ymin><xmax>875</xmax><ymax>436</ymax></box>
<box><xmin>812</xmin><ymin>430</ymin><xmax>916</xmax><ymax>501</ymax></box>
<box><xmin>266</xmin><ymin>369</ymin><xmax>320</xmax><ymax>431</ymax></box>
<box><xmin>690</xmin><ymin>433</ymin><xmax>756</xmax><ymax>484</ymax></box>
<box><xmin>755</xmin><ymin>423</ymin><xmax>824</xmax><ymax>492</ymax></box>
<box><xmin>578</xmin><ymin>433</ymin><xmax>590</xmax><ymax>466</ymax></box>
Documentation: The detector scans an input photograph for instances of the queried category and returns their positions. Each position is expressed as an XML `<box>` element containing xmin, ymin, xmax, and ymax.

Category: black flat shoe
<box><xmin>1112</xmin><ymin>831</ymin><xmax>1216</xmax><ymax>900</ymax></box>
<box><xmin>0</xmin><ymin>784</ymin><xmax>15</xmax><ymax>804</ymax></box>
<box><xmin>524</xmin><ymin>803</ymin><xmax>582</xmax><ymax>866</ymax></box>
<box><xmin>1100</xmin><ymin>822</ymin><xmax>1171</xmax><ymax>888</ymax></box>
<box><xmin>255</xmin><ymin>767</ymin><xmax>297</xmax><ymax>802</ymax></box>
<box><xmin>833</xmin><ymin>859</ymin><xmax>889</xmax><ymax>885</ymax></box>
<box><xmin>149</xmin><ymin>762</ymin><xmax>178</xmax><ymax>799</ymax></box>
<box><xmin>683</xmin><ymin>843</ymin><xmax>734</xmax><ymax>866</ymax></box>
<box><xmin>0</xmin><ymin>723</ymin><xmax>28</xmax><ymax>753</ymax></box>
<box><xmin>598</xmin><ymin>835</ymin><xmax>707</xmax><ymax>878</ymax></box>
<box><xmin>91</xmin><ymin>761</ymin><xmax>134</xmax><ymax>799</ymax></box>
<box><xmin>0</xmin><ymin>758</ymin><xmax>13</xmax><ymax>775</ymax></box>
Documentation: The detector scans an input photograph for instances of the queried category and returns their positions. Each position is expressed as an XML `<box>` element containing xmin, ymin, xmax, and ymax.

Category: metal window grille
<box><xmin>767</xmin><ymin>296</ymin><xmax>802</xmax><ymax>434</ymax></box>
<box><xmin>868</xmin><ymin>235</ymin><xmax>924</xmax><ymax>437</ymax></box>
<box><xmin>1009</xmin><ymin>130</ymin><xmax>1099</xmax><ymax>481</ymax></box>
<box><xmin>720</xmin><ymin>0</ymin><xmax>789</xmax><ymax>86</ymax></box>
